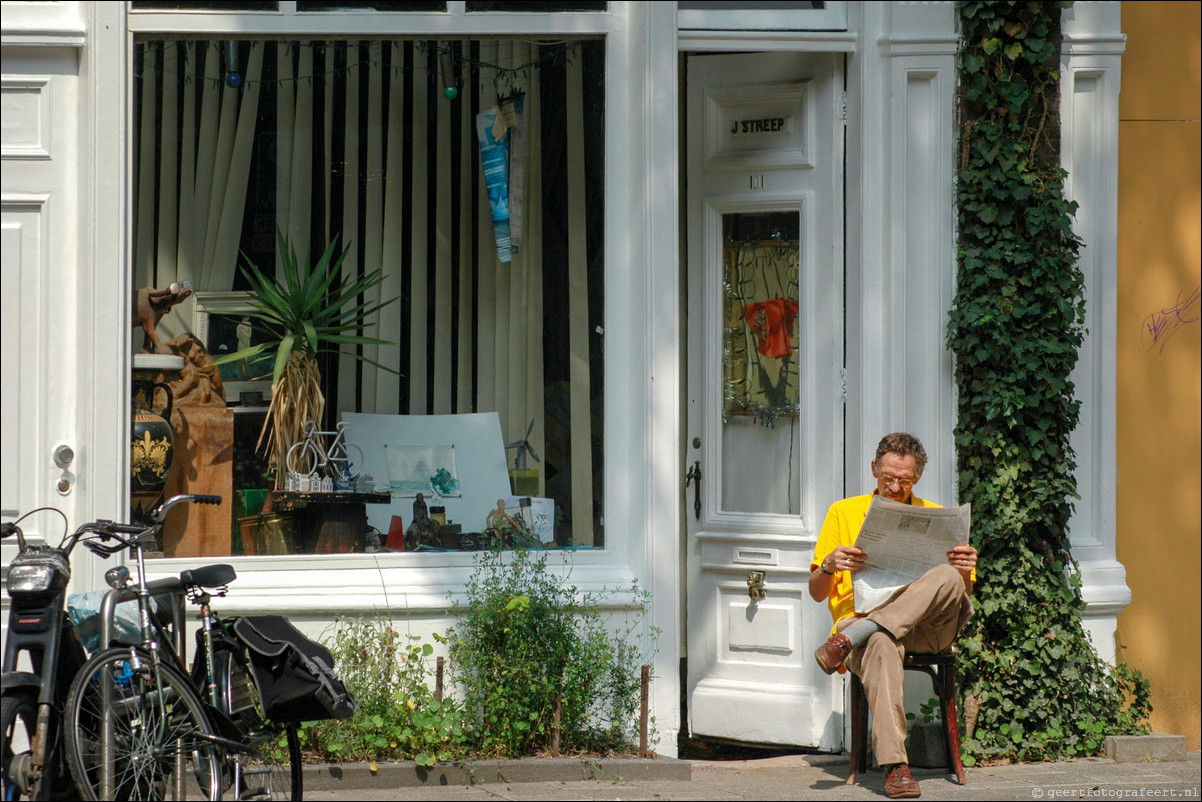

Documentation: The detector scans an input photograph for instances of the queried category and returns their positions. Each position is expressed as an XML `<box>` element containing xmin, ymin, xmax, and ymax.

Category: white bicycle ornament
<box><xmin>285</xmin><ymin>421</ymin><xmax>364</xmax><ymax>483</ymax></box>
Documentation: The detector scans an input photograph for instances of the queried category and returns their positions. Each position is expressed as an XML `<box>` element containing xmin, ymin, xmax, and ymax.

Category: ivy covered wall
<box><xmin>950</xmin><ymin>0</ymin><xmax>1152</xmax><ymax>763</ymax></box>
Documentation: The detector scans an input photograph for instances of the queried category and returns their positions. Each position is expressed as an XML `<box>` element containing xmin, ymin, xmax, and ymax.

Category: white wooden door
<box><xmin>1</xmin><ymin>41</ymin><xmax>89</xmax><ymax>643</ymax></box>
<box><xmin>685</xmin><ymin>52</ymin><xmax>844</xmax><ymax>748</ymax></box>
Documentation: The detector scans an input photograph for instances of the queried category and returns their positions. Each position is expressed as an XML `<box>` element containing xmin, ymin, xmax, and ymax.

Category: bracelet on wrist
<box><xmin>820</xmin><ymin>562</ymin><xmax>836</xmax><ymax>575</ymax></box>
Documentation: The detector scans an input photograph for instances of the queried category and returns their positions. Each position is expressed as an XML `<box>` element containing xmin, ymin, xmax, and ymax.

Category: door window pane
<box><xmin>720</xmin><ymin>211</ymin><xmax>801</xmax><ymax>515</ymax></box>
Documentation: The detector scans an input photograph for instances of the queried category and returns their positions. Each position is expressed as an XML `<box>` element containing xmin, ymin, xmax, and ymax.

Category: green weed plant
<box><xmin>905</xmin><ymin>697</ymin><xmax>942</xmax><ymax>726</ymax></box>
<box><xmin>307</xmin><ymin>617</ymin><xmax>467</xmax><ymax>766</ymax></box>
<box><xmin>950</xmin><ymin>0</ymin><xmax>1151</xmax><ymax>764</ymax></box>
<box><xmin>446</xmin><ymin>546</ymin><xmax>656</xmax><ymax>758</ymax></box>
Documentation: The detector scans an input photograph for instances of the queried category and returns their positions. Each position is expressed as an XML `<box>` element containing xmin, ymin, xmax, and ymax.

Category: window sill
<box><xmin>143</xmin><ymin>548</ymin><xmax>639</xmax><ymax>616</ymax></box>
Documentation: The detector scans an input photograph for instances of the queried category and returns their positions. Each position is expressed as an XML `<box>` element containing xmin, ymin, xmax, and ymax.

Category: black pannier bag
<box><xmin>231</xmin><ymin>615</ymin><xmax>357</xmax><ymax>723</ymax></box>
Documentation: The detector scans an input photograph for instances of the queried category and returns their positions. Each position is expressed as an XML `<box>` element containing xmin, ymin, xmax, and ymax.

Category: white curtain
<box><xmin>134</xmin><ymin>41</ymin><xmax>264</xmax><ymax>341</ymax></box>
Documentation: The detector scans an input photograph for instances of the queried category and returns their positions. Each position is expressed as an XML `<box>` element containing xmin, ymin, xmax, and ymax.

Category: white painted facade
<box><xmin>1</xmin><ymin>2</ymin><xmax>1126</xmax><ymax>756</ymax></box>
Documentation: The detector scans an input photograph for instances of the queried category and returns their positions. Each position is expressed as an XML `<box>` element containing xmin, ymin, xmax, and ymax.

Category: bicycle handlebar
<box><xmin>151</xmin><ymin>493</ymin><xmax>223</xmax><ymax>523</ymax></box>
<box><xmin>74</xmin><ymin>494</ymin><xmax>224</xmax><ymax>555</ymax></box>
<box><xmin>95</xmin><ymin>520</ymin><xmax>145</xmax><ymax>536</ymax></box>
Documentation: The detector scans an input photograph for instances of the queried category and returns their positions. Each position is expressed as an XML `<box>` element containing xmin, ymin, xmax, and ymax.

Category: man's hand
<box><xmin>809</xmin><ymin>545</ymin><xmax>868</xmax><ymax>602</ymax></box>
<box><xmin>947</xmin><ymin>544</ymin><xmax>978</xmax><ymax>593</ymax></box>
<box><xmin>825</xmin><ymin>545</ymin><xmax>868</xmax><ymax>574</ymax></box>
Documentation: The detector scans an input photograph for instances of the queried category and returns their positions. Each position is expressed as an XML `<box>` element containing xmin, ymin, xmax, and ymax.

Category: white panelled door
<box><xmin>2</xmin><ymin>41</ymin><xmax>88</xmax><ymax>645</ymax></box>
<box><xmin>685</xmin><ymin>52</ymin><xmax>844</xmax><ymax>748</ymax></box>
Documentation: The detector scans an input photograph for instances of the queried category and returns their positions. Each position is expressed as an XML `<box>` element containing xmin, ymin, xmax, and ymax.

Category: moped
<box><xmin>2</xmin><ymin>508</ymin><xmax>95</xmax><ymax>799</ymax></box>
<box><xmin>1</xmin><ymin>507</ymin><xmax>158</xmax><ymax>800</ymax></box>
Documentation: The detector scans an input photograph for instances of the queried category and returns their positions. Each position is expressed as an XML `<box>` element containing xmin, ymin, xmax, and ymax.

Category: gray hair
<box><xmin>874</xmin><ymin>432</ymin><xmax>928</xmax><ymax>477</ymax></box>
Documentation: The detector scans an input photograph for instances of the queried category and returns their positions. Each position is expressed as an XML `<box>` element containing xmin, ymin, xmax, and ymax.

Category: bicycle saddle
<box><xmin>180</xmin><ymin>563</ymin><xmax>236</xmax><ymax>589</ymax></box>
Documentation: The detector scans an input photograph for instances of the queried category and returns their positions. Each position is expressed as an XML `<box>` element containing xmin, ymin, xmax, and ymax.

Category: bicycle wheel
<box><xmin>64</xmin><ymin>647</ymin><xmax>222</xmax><ymax>801</ymax></box>
<box><xmin>329</xmin><ymin>442</ymin><xmax>364</xmax><ymax>481</ymax></box>
<box><xmin>211</xmin><ymin>646</ymin><xmax>301</xmax><ymax>801</ymax></box>
<box><xmin>232</xmin><ymin>723</ymin><xmax>301</xmax><ymax>802</ymax></box>
<box><xmin>285</xmin><ymin>439</ymin><xmax>321</xmax><ymax>478</ymax></box>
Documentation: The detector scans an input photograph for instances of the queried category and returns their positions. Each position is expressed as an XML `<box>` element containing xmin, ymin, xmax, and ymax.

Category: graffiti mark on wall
<box><xmin>1141</xmin><ymin>285</ymin><xmax>1200</xmax><ymax>354</ymax></box>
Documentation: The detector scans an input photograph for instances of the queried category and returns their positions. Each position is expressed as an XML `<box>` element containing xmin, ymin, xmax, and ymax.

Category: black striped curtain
<box><xmin>133</xmin><ymin>38</ymin><xmax>605</xmax><ymax>546</ymax></box>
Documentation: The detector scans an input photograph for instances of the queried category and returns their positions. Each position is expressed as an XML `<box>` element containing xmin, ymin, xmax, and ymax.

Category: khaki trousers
<box><xmin>840</xmin><ymin>563</ymin><xmax>973</xmax><ymax>767</ymax></box>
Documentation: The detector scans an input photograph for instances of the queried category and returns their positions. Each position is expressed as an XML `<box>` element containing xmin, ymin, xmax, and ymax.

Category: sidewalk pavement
<box><xmin>302</xmin><ymin>750</ymin><xmax>1200</xmax><ymax>801</ymax></box>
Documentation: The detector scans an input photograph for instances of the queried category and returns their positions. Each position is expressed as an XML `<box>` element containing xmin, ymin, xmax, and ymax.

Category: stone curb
<box><xmin>1104</xmin><ymin>733</ymin><xmax>1188</xmax><ymax>763</ymax></box>
<box><xmin>303</xmin><ymin>757</ymin><xmax>692</xmax><ymax>790</ymax></box>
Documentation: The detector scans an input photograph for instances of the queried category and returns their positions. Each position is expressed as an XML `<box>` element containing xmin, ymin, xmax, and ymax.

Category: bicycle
<box><xmin>62</xmin><ymin>494</ymin><xmax>302</xmax><ymax>801</ymax></box>
<box><xmin>284</xmin><ymin>421</ymin><xmax>363</xmax><ymax>487</ymax></box>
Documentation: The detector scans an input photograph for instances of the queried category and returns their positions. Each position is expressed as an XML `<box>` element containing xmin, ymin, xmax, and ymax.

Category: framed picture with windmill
<box><xmin>506</xmin><ymin>418</ymin><xmax>541</xmax><ymax>496</ymax></box>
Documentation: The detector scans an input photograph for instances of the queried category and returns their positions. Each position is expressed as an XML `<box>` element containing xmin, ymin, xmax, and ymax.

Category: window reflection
<box><xmin>133</xmin><ymin>38</ymin><xmax>605</xmax><ymax>556</ymax></box>
<box><xmin>720</xmin><ymin>211</ymin><xmax>801</xmax><ymax>516</ymax></box>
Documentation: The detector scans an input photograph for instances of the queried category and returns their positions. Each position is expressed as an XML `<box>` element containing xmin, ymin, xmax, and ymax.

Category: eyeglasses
<box><xmin>878</xmin><ymin>474</ymin><xmax>915</xmax><ymax>489</ymax></box>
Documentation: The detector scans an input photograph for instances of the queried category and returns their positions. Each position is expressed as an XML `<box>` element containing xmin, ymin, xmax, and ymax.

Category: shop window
<box><xmin>132</xmin><ymin>37</ymin><xmax>605</xmax><ymax>557</ymax></box>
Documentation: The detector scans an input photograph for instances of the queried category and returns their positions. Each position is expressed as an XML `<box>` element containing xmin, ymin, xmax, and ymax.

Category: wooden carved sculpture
<box><xmin>163</xmin><ymin>333</ymin><xmax>226</xmax><ymax>407</ymax></box>
<box><xmin>133</xmin><ymin>283</ymin><xmax>192</xmax><ymax>355</ymax></box>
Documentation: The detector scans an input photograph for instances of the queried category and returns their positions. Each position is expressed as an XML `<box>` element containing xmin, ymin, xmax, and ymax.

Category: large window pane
<box><xmin>132</xmin><ymin>38</ymin><xmax>605</xmax><ymax>556</ymax></box>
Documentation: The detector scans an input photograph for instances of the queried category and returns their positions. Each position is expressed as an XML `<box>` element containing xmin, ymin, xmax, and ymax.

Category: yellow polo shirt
<box><xmin>810</xmin><ymin>492</ymin><xmax>946</xmax><ymax>634</ymax></box>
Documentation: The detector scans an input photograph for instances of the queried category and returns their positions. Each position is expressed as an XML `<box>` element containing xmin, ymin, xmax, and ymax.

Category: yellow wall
<box><xmin>1117</xmin><ymin>1</ymin><xmax>1201</xmax><ymax>749</ymax></box>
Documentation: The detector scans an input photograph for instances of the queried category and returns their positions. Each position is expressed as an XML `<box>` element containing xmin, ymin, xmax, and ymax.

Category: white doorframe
<box><xmin>636</xmin><ymin>0</ymin><xmax>686</xmax><ymax>757</ymax></box>
<box><xmin>80</xmin><ymin>1</ymin><xmax>135</xmax><ymax>594</ymax></box>
<box><xmin>684</xmin><ymin>50</ymin><xmax>845</xmax><ymax>749</ymax></box>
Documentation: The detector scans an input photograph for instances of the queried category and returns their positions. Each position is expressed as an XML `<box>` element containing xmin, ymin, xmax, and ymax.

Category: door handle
<box><xmin>685</xmin><ymin>460</ymin><xmax>701</xmax><ymax>520</ymax></box>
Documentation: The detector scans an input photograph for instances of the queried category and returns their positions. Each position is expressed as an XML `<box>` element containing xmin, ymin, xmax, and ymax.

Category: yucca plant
<box><xmin>213</xmin><ymin>230</ymin><xmax>398</xmax><ymax>486</ymax></box>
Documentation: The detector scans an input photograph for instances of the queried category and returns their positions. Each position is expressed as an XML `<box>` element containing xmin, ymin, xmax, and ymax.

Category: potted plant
<box><xmin>214</xmin><ymin>230</ymin><xmax>397</xmax><ymax>489</ymax></box>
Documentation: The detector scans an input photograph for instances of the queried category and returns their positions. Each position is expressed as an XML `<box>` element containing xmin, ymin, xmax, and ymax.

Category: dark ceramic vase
<box><xmin>130</xmin><ymin>377</ymin><xmax>175</xmax><ymax>515</ymax></box>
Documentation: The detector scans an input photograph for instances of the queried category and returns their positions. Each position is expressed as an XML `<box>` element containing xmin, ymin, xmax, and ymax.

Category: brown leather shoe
<box><xmin>883</xmin><ymin>763</ymin><xmax>921</xmax><ymax>799</ymax></box>
<box><xmin>813</xmin><ymin>633</ymin><xmax>852</xmax><ymax>675</ymax></box>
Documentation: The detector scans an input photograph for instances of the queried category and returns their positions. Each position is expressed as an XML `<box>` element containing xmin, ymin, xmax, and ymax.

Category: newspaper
<box><xmin>851</xmin><ymin>496</ymin><xmax>971</xmax><ymax>613</ymax></box>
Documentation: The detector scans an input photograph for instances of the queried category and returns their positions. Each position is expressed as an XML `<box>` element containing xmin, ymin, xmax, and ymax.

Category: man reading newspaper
<box><xmin>809</xmin><ymin>433</ymin><xmax>977</xmax><ymax>800</ymax></box>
